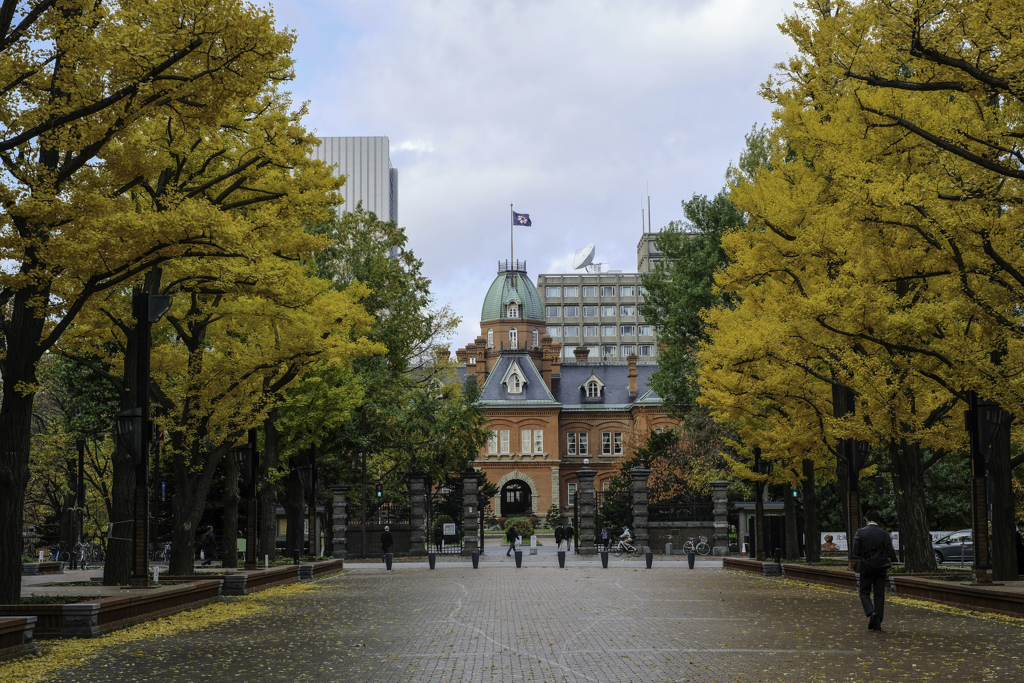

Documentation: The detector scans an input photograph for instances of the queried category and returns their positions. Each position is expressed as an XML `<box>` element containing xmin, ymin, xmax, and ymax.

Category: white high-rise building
<box><xmin>311</xmin><ymin>136</ymin><xmax>398</xmax><ymax>223</ymax></box>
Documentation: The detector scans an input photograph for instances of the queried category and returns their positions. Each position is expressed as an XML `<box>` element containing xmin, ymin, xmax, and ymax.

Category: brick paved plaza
<box><xmin>25</xmin><ymin>565</ymin><xmax>1024</xmax><ymax>682</ymax></box>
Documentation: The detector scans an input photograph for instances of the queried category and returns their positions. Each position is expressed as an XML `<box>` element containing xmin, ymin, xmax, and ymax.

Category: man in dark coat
<box><xmin>564</xmin><ymin>521</ymin><xmax>574</xmax><ymax>551</ymax></box>
<box><xmin>554</xmin><ymin>524</ymin><xmax>564</xmax><ymax>551</ymax></box>
<box><xmin>380</xmin><ymin>525</ymin><xmax>394</xmax><ymax>563</ymax></box>
<box><xmin>505</xmin><ymin>524</ymin><xmax>520</xmax><ymax>557</ymax></box>
<box><xmin>201</xmin><ymin>526</ymin><xmax>216</xmax><ymax>566</ymax></box>
<box><xmin>852</xmin><ymin>510</ymin><xmax>898</xmax><ymax>631</ymax></box>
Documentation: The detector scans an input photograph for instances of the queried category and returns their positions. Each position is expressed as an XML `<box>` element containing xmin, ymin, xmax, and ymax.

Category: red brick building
<box><xmin>455</xmin><ymin>261</ymin><xmax>675</xmax><ymax>521</ymax></box>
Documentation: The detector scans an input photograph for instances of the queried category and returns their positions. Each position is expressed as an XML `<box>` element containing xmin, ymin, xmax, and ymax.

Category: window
<box><xmin>603</xmin><ymin>345</ymin><xmax>617</xmax><ymax>357</ymax></box>
<box><xmin>532</xmin><ymin>328</ymin><xmax>539</xmax><ymax>347</ymax></box>
<box><xmin>547</xmin><ymin>326</ymin><xmax>561</xmax><ymax>337</ymax></box>
<box><xmin>563</xmin><ymin>326</ymin><xmax>579</xmax><ymax>337</ymax></box>
<box><xmin>620</xmin><ymin>305</ymin><xmax>635</xmax><ymax>316</ymax></box>
<box><xmin>620</xmin><ymin>286</ymin><xmax>635</xmax><ymax>297</ymax></box>
<box><xmin>620</xmin><ymin>325</ymin><xmax>635</xmax><ymax>336</ymax></box>
<box><xmin>567</xmin><ymin>432</ymin><xmax>576</xmax><ymax>455</ymax></box>
<box><xmin>500</xmin><ymin>430</ymin><xmax>509</xmax><ymax>454</ymax></box>
<box><xmin>521</xmin><ymin>429</ymin><xmax>532</xmax><ymax>453</ymax></box>
<box><xmin>639</xmin><ymin>344</ymin><xmax>654</xmax><ymax>357</ymax></box>
<box><xmin>583</xmin><ymin>286</ymin><xmax>598</xmax><ymax>297</ymax></box>
<box><xmin>602</xmin><ymin>432</ymin><xmax>612</xmax><ymax>454</ymax></box>
<box><xmin>583</xmin><ymin>325</ymin><xmax>598</xmax><ymax>337</ymax></box>
<box><xmin>600</xmin><ymin>286</ymin><xmax>615</xmax><ymax>297</ymax></box>
<box><xmin>602</xmin><ymin>481</ymin><xmax>609</xmax><ymax>491</ymax></box>
<box><xmin>545</xmin><ymin>286</ymin><xmax>561</xmax><ymax>297</ymax></box>
<box><xmin>582</xmin><ymin>305</ymin><xmax>598</xmax><ymax>317</ymax></box>
<box><xmin>639</xmin><ymin>286</ymin><xmax>649</xmax><ymax>296</ymax></box>
<box><xmin>568</xmin><ymin>482</ymin><xmax>577</xmax><ymax>506</ymax></box>
<box><xmin>638</xmin><ymin>325</ymin><xmax>652</xmax><ymax>336</ymax></box>
<box><xmin>545</xmin><ymin>306</ymin><xmax>560</xmax><ymax>317</ymax></box>
<box><xmin>487</xmin><ymin>328</ymin><xmax>494</xmax><ymax>348</ymax></box>
<box><xmin>488</xmin><ymin>430</ymin><xmax>498</xmax><ymax>454</ymax></box>
<box><xmin>614</xmin><ymin>432</ymin><xmax>623</xmax><ymax>454</ymax></box>
<box><xmin>509</xmin><ymin>327</ymin><xmax>518</xmax><ymax>349</ymax></box>
<box><xmin>508</xmin><ymin>372</ymin><xmax>522</xmax><ymax>393</ymax></box>
<box><xmin>534</xmin><ymin>430</ymin><xmax>543</xmax><ymax>453</ymax></box>
<box><xmin>579</xmin><ymin>432</ymin><xmax>588</xmax><ymax>455</ymax></box>
<box><xmin>563</xmin><ymin>306</ymin><xmax>579</xmax><ymax>317</ymax></box>
<box><xmin>621</xmin><ymin>345</ymin><xmax>636</xmax><ymax>356</ymax></box>
<box><xmin>507</xmin><ymin>304</ymin><xmax>518</xmax><ymax>318</ymax></box>
<box><xmin>587</xmin><ymin>381</ymin><xmax>600</xmax><ymax>398</ymax></box>
<box><xmin>278</xmin><ymin>518</ymin><xmax>288</xmax><ymax>536</ymax></box>
<box><xmin>601</xmin><ymin>305</ymin><xmax>616</xmax><ymax>317</ymax></box>
<box><xmin>601</xmin><ymin>325</ymin><xmax>616</xmax><ymax>337</ymax></box>
<box><xmin>563</xmin><ymin>286</ymin><xmax>578</xmax><ymax>298</ymax></box>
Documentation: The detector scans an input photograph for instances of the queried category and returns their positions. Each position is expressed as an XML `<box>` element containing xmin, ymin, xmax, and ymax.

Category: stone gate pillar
<box><xmin>712</xmin><ymin>480</ymin><xmax>730</xmax><ymax>556</ymax></box>
<box><xmin>630</xmin><ymin>465</ymin><xmax>651</xmax><ymax>552</ymax></box>
<box><xmin>577</xmin><ymin>463</ymin><xmax>596</xmax><ymax>555</ymax></box>
<box><xmin>330</xmin><ymin>485</ymin><xmax>348</xmax><ymax>560</ymax></box>
<box><xmin>462</xmin><ymin>469</ymin><xmax>480</xmax><ymax>556</ymax></box>
<box><xmin>409</xmin><ymin>473</ymin><xmax>427</xmax><ymax>556</ymax></box>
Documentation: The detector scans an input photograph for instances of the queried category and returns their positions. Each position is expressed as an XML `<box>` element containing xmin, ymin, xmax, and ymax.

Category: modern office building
<box><xmin>310</xmin><ymin>136</ymin><xmax>399</xmax><ymax>223</ymax></box>
<box><xmin>537</xmin><ymin>232</ymin><xmax>663</xmax><ymax>361</ymax></box>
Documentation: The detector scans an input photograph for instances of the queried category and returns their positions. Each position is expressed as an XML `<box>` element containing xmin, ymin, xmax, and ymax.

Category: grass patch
<box><xmin>20</xmin><ymin>595</ymin><xmax>102</xmax><ymax>605</ymax></box>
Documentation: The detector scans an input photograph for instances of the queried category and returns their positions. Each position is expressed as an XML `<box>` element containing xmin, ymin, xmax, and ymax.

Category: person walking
<box><xmin>852</xmin><ymin>510</ymin><xmax>898</xmax><ymax>632</ymax></box>
<box><xmin>201</xmin><ymin>526</ymin><xmax>216</xmax><ymax>567</ymax></box>
<box><xmin>380</xmin><ymin>525</ymin><xmax>394</xmax><ymax>563</ymax></box>
<box><xmin>505</xmin><ymin>524</ymin><xmax>520</xmax><ymax>557</ymax></box>
<box><xmin>600</xmin><ymin>526</ymin><xmax>611</xmax><ymax>550</ymax></box>
<box><xmin>565</xmin><ymin>521</ymin><xmax>574</xmax><ymax>552</ymax></box>
<box><xmin>554</xmin><ymin>524</ymin><xmax>565</xmax><ymax>552</ymax></box>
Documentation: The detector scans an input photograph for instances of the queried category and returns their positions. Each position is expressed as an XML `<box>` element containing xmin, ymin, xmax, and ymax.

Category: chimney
<box><xmin>627</xmin><ymin>353</ymin><xmax>638</xmax><ymax>398</ymax></box>
<box><xmin>474</xmin><ymin>336</ymin><xmax>487</xmax><ymax>384</ymax></box>
<box><xmin>435</xmin><ymin>347</ymin><xmax>450</xmax><ymax>364</ymax></box>
<box><xmin>540</xmin><ymin>334</ymin><xmax>552</xmax><ymax>389</ymax></box>
<box><xmin>456</xmin><ymin>347</ymin><xmax>470</xmax><ymax>366</ymax></box>
<box><xmin>573</xmin><ymin>347</ymin><xmax>591</xmax><ymax>363</ymax></box>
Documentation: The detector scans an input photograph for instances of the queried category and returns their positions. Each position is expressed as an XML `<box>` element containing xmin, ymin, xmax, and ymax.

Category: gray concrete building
<box><xmin>310</xmin><ymin>136</ymin><xmax>398</xmax><ymax>223</ymax></box>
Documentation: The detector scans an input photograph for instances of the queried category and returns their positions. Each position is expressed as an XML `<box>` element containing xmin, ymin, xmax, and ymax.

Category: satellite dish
<box><xmin>572</xmin><ymin>244</ymin><xmax>596</xmax><ymax>270</ymax></box>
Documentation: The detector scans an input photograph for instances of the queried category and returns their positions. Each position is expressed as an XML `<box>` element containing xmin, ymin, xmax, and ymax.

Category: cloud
<box><xmin>262</xmin><ymin>0</ymin><xmax>796</xmax><ymax>349</ymax></box>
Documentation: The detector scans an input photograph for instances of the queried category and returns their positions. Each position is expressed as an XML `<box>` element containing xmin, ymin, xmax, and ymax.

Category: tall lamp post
<box><xmin>753</xmin><ymin>447</ymin><xmax>767</xmax><ymax>562</ymax></box>
<box><xmin>116</xmin><ymin>292</ymin><xmax>171</xmax><ymax>585</ymax></box>
<box><xmin>232</xmin><ymin>429</ymin><xmax>259</xmax><ymax>569</ymax></box>
<box><xmin>967</xmin><ymin>391</ymin><xmax>999</xmax><ymax>584</ymax></box>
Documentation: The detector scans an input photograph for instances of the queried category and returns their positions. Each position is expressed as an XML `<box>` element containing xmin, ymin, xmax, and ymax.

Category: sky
<box><xmin>260</xmin><ymin>0</ymin><xmax>798</xmax><ymax>347</ymax></box>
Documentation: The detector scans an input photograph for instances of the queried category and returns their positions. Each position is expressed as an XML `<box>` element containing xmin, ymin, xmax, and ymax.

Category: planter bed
<box><xmin>0</xmin><ymin>579</ymin><xmax>222</xmax><ymax>639</ymax></box>
<box><xmin>781</xmin><ymin>563</ymin><xmax>858</xmax><ymax>590</ymax></box>
<box><xmin>891</xmin><ymin>576</ymin><xmax>1024</xmax><ymax>618</ymax></box>
<box><xmin>0</xmin><ymin>617</ymin><xmax>36</xmax><ymax>661</ymax></box>
<box><xmin>307</xmin><ymin>558</ymin><xmax>345</xmax><ymax>579</ymax></box>
<box><xmin>21</xmin><ymin>562</ymin><xmax>62</xmax><ymax>576</ymax></box>
<box><xmin>722</xmin><ymin>557</ymin><xmax>780</xmax><ymax>576</ymax></box>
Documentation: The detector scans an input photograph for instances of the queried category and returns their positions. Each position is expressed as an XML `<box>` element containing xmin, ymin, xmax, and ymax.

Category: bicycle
<box><xmin>610</xmin><ymin>537</ymin><xmax>644</xmax><ymax>557</ymax></box>
<box><xmin>74</xmin><ymin>542</ymin><xmax>92</xmax><ymax>571</ymax></box>
<box><xmin>151</xmin><ymin>541</ymin><xmax>170</xmax><ymax>564</ymax></box>
<box><xmin>681</xmin><ymin>535</ymin><xmax>711</xmax><ymax>556</ymax></box>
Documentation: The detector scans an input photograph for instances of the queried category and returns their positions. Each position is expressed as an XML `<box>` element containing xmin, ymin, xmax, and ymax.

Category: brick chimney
<box><xmin>474</xmin><ymin>336</ymin><xmax>487</xmax><ymax>385</ymax></box>
<box><xmin>573</xmin><ymin>346</ymin><xmax>591</xmax><ymax>363</ymax></box>
<box><xmin>627</xmin><ymin>353</ymin><xmax>638</xmax><ymax>398</ymax></box>
<box><xmin>455</xmin><ymin>347</ymin><xmax>469</xmax><ymax>365</ymax></box>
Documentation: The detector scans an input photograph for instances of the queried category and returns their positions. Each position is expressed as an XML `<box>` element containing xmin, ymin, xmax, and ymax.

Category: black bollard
<box><xmin>774</xmin><ymin>547</ymin><xmax>782</xmax><ymax>565</ymax></box>
<box><xmin>293</xmin><ymin>549</ymin><xmax>300</xmax><ymax>565</ymax></box>
<box><xmin>472</xmin><ymin>551</ymin><xmax>479</xmax><ymax>569</ymax></box>
<box><xmin>687</xmin><ymin>551</ymin><xmax>696</xmax><ymax>569</ymax></box>
<box><xmin>428</xmin><ymin>552</ymin><xmax>436</xmax><ymax>570</ymax></box>
<box><xmin>515</xmin><ymin>550</ymin><xmax>523</xmax><ymax>568</ymax></box>
<box><xmin>600</xmin><ymin>551</ymin><xmax>609</xmax><ymax>569</ymax></box>
<box><xmin>385</xmin><ymin>552</ymin><xmax>393</xmax><ymax>570</ymax></box>
<box><xmin>558</xmin><ymin>551</ymin><xmax>566</xmax><ymax>569</ymax></box>
<box><xmin>645</xmin><ymin>551</ymin><xmax>653</xmax><ymax>569</ymax></box>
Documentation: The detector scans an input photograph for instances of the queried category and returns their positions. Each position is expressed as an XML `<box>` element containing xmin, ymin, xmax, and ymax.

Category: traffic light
<box><xmin>375</xmin><ymin>481</ymin><xmax>383</xmax><ymax>498</ymax></box>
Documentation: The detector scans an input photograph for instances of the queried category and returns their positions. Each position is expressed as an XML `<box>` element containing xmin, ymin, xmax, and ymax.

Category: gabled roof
<box><xmin>578</xmin><ymin>372</ymin><xmax>605</xmax><ymax>392</ymax></box>
<box><xmin>479</xmin><ymin>352</ymin><xmax>557</xmax><ymax>405</ymax></box>
<box><xmin>501</xmin><ymin>359</ymin><xmax>529</xmax><ymax>389</ymax></box>
<box><xmin>554</xmin><ymin>361</ymin><xmax>662</xmax><ymax>408</ymax></box>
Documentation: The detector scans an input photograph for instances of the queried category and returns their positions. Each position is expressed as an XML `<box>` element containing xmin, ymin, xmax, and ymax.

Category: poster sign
<box><xmin>443</xmin><ymin>523</ymin><xmax>456</xmax><ymax>536</ymax></box>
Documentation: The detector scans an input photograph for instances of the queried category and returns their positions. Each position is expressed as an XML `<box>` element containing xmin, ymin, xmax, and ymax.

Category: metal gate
<box><xmin>426</xmin><ymin>482</ymin><xmax>464</xmax><ymax>554</ymax></box>
<box><xmin>595</xmin><ymin>490</ymin><xmax>632</xmax><ymax>551</ymax></box>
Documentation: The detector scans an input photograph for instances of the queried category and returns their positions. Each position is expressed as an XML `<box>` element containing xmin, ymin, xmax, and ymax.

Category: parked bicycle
<box><xmin>49</xmin><ymin>545</ymin><xmax>70</xmax><ymax>563</ymax></box>
<box><xmin>681</xmin><ymin>535</ymin><xmax>711</xmax><ymax>556</ymax></box>
<box><xmin>74</xmin><ymin>542</ymin><xmax>92</xmax><ymax>570</ymax></box>
<box><xmin>151</xmin><ymin>541</ymin><xmax>171</xmax><ymax>564</ymax></box>
<box><xmin>610</xmin><ymin>537</ymin><xmax>644</xmax><ymax>557</ymax></box>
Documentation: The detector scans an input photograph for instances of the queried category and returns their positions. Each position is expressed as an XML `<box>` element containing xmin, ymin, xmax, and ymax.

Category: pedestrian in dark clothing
<box><xmin>505</xmin><ymin>524</ymin><xmax>520</xmax><ymax>556</ymax></box>
<box><xmin>201</xmin><ymin>526</ymin><xmax>216</xmax><ymax>566</ymax></box>
<box><xmin>565</xmin><ymin>522</ymin><xmax>574</xmax><ymax>551</ymax></box>
<box><xmin>380</xmin><ymin>525</ymin><xmax>393</xmax><ymax>563</ymax></box>
<box><xmin>1015</xmin><ymin>520</ymin><xmax>1024</xmax><ymax>576</ymax></box>
<box><xmin>852</xmin><ymin>510</ymin><xmax>898</xmax><ymax>632</ymax></box>
<box><xmin>600</xmin><ymin>526</ymin><xmax>611</xmax><ymax>550</ymax></box>
<box><xmin>554</xmin><ymin>524</ymin><xmax>564</xmax><ymax>551</ymax></box>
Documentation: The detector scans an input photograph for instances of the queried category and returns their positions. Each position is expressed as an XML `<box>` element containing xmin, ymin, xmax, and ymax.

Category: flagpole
<box><xmin>510</xmin><ymin>203</ymin><xmax>514</xmax><ymax>267</ymax></box>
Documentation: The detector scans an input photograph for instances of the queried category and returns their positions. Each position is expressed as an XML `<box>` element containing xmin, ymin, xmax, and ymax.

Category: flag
<box><xmin>512</xmin><ymin>211</ymin><xmax>532</xmax><ymax>226</ymax></box>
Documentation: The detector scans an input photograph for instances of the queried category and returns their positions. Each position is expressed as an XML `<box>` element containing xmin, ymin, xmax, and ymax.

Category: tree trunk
<box><xmin>0</xmin><ymin>388</ymin><xmax>36</xmax><ymax>604</ymax></box>
<box><xmin>222</xmin><ymin>455</ymin><xmax>239</xmax><ymax>569</ymax></box>
<box><xmin>988</xmin><ymin>411</ymin><xmax>1017</xmax><ymax>581</ymax></box>
<box><xmin>104</xmin><ymin>328</ymin><xmax>141</xmax><ymax>587</ymax></box>
<box><xmin>784</xmin><ymin>485</ymin><xmax>799</xmax><ymax>559</ymax></box>
<box><xmin>283</xmin><ymin>469</ymin><xmax>305</xmax><ymax>560</ymax></box>
<box><xmin>892</xmin><ymin>440</ymin><xmax>936</xmax><ymax>572</ymax></box>
<box><xmin>324</xmin><ymin>495</ymin><xmax>334</xmax><ymax>556</ymax></box>
<box><xmin>801</xmin><ymin>459</ymin><xmax>820</xmax><ymax>563</ymax></box>
<box><xmin>259</xmin><ymin>410</ymin><xmax>281</xmax><ymax>561</ymax></box>
<box><xmin>168</xmin><ymin>439</ymin><xmax>225</xmax><ymax>575</ymax></box>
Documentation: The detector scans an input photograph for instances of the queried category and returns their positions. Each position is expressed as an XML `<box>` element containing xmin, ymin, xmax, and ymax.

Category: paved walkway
<box><xmin>22</xmin><ymin>565</ymin><xmax>1024</xmax><ymax>682</ymax></box>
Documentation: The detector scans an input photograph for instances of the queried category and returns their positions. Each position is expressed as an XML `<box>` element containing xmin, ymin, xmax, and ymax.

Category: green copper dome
<box><xmin>481</xmin><ymin>269</ymin><xmax>544</xmax><ymax>322</ymax></box>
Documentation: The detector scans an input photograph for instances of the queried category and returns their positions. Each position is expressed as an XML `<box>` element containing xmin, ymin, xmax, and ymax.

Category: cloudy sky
<box><xmin>261</xmin><ymin>0</ymin><xmax>797</xmax><ymax>346</ymax></box>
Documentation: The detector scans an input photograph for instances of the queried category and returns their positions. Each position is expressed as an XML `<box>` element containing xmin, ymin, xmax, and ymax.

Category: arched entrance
<box><xmin>500</xmin><ymin>479</ymin><xmax>532</xmax><ymax>517</ymax></box>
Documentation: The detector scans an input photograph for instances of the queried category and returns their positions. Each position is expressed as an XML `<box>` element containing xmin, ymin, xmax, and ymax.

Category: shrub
<box><xmin>545</xmin><ymin>504</ymin><xmax>562</xmax><ymax>529</ymax></box>
<box><xmin>503</xmin><ymin>517</ymin><xmax>534</xmax><ymax>538</ymax></box>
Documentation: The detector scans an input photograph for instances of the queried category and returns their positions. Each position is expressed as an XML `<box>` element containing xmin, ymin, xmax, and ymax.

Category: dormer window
<box><xmin>509</xmin><ymin>373</ymin><xmax>522</xmax><ymax>393</ymax></box>
<box><xmin>507</xmin><ymin>304</ymin><xmax>519</xmax><ymax>318</ymax></box>
<box><xmin>587</xmin><ymin>381</ymin><xmax>600</xmax><ymax>398</ymax></box>
<box><xmin>502</xmin><ymin>359</ymin><xmax>529</xmax><ymax>395</ymax></box>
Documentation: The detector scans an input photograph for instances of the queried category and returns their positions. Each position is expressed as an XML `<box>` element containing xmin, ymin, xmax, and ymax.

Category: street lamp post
<box><xmin>233</xmin><ymin>429</ymin><xmax>259</xmax><ymax>569</ymax></box>
<box><xmin>753</xmin><ymin>447</ymin><xmax>766</xmax><ymax>562</ymax></box>
<box><xmin>116</xmin><ymin>292</ymin><xmax>171</xmax><ymax>585</ymax></box>
<box><xmin>967</xmin><ymin>391</ymin><xmax>999</xmax><ymax>584</ymax></box>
